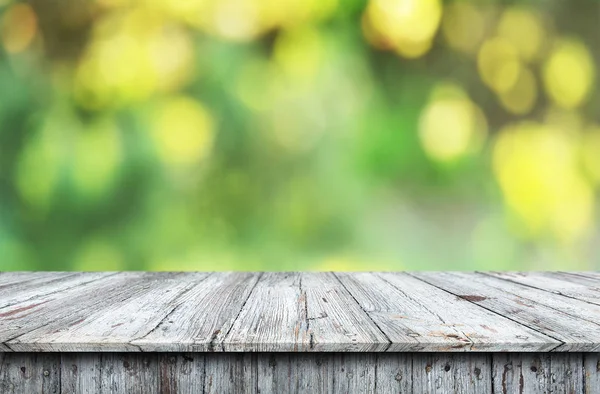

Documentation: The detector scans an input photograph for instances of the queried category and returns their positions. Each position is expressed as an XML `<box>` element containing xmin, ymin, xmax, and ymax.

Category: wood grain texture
<box><xmin>492</xmin><ymin>353</ymin><xmax>551</xmax><ymax>394</ymax></box>
<box><xmin>412</xmin><ymin>271</ymin><xmax>600</xmax><ymax>352</ymax></box>
<box><xmin>61</xmin><ymin>353</ymin><xmax>159</xmax><ymax>394</ymax></box>
<box><xmin>158</xmin><ymin>354</ymin><xmax>205</xmax><ymax>394</ymax></box>
<box><xmin>256</xmin><ymin>353</ymin><xmax>334</xmax><ymax>393</ymax></box>
<box><xmin>1</xmin><ymin>272</ymin><xmax>168</xmax><ymax>349</ymax></box>
<box><xmin>1</xmin><ymin>272</ymin><xmax>599</xmax><ymax>352</ymax></box>
<box><xmin>133</xmin><ymin>272</ymin><xmax>260</xmax><ymax>352</ymax></box>
<box><xmin>0</xmin><ymin>352</ymin><xmax>60</xmax><ymax>394</ymax></box>
<box><xmin>584</xmin><ymin>353</ymin><xmax>600</xmax><ymax>393</ymax></box>
<box><xmin>374</xmin><ymin>353</ymin><xmax>413</xmax><ymax>393</ymax></box>
<box><xmin>12</xmin><ymin>273</ymin><xmax>209</xmax><ymax>351</ymax></box>
<box><xmin>485</xmin><ymin>271</ymin><xmax>600</xmax><ymax>306</ymax></box>
<box><xmin>412</xmin><ymin>354</ymin><xmax>492</xmax><ymax>394</ymax></box>
<box><xmin>204</xmin><ymin>353</ymin><xmax>256</xmax><ymax>394</ymax></box>
<box><xmin>2</xmin><ymin>352</ymin><xmax>597</xmax><ymax>393</ymax></box>
<box><xmin>336</xmin><ymin>272</ymin><xmax>557</xmax><ymax>352</ymax></box>
<box><xmin>223</xmin><ymin>272</ymin><xmax>389</xmax><ymax>352</ymax></box>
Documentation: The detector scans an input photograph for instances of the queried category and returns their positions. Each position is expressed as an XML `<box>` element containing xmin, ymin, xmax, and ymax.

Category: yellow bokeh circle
<box><xmin>419</xmin><ymin>83</ymin><xmax>488</xmax><ymax>163</ymax></box>
<box><xmin>477</xmin><ymin>37</ymin><xmax>522</xmax><ymax>94</ymax></box>
<box><xmin>364</xmin><ymin>0</ymin><xmax>442</xmax><ymax>58</ymax></box>
<box><xmin>151</xmin><ymin>96</ymin><xmax>215</xmax><ymax>169</ymax></box>
<box><xmin>542</xmin><ymin>38</ymin><xmax>595</xmax><ymax>109</ymax></box>
<box><xmin>493</xmin><ymin>122</ymin><xmax>594</xmax><ymax>244</ymax></box>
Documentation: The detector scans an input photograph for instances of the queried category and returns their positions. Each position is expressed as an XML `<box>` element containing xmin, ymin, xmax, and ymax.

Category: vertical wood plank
<box><xmin>412</xmin><ymin>354</ymin><xmax>492</xmax><ymax>394</ymax></box>
<box><xmin>492</xmin><ymin>353</ymin><xmax>551</xmax><ymax>394</ymax></box>
<box><xmin>61</xmin><ymin>353</ymin><xmax>102</xmax><ymax>394</ymax></box>
<box><xmin>100</xmin><ymin>353</ymin><xmax>159</xmax><ymax>394</ymax></box>
<box><xmin>412</xmin><ymin>354</ymin><xmax>456</xmax><ymax>393</ymax></box>
<box><xmin>256</xmin><ymin>353</ymin><xmax>334</xmax><ymax>394</ymax></box>
<box><xmin>61</xmin><ymin>353</ymin><xmax>158</xmax><ymax>394</ymax></box>
<box><xmin>374</xmin><ymin>353</ymin><xmax>412</xmax><ymax>394</ymax></box>
<box><xmin>0</xmin><ymin>352</ymin><xmax>60</xmax><ymax>394</ymax></box>
<box><xmin>452</xmin><ymin>354</ymin><xmax>492</xmax><ymax>394</ymax></box>
<box><xmin>204</xmin><ymin>353</ymin><xmax>256</xmax><ymax>394</ymax></box>
<box><xmin>584</xmin><ymin>353</ymin><xmax>600</xmax><ymax>393</ymax></box>
<box><xmin>158</xmin><ymin>353</ymin><xmax>205</xmax><ymax>394</ymax></box>
<box><xmin>549</xmin><ymin>353</ymin><xmax>584</xmax><ymax>394</ymax></box>
<box><xmin>332</xmin><ymin>353</ymin><xmax>377</xmax><ymax>394</ymax></box>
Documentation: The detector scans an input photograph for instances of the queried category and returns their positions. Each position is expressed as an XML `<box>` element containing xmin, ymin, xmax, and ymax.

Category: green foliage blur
<box><xmin>0</xmin><ymin>0</ymin><xmax>599</xmax><ymax>271</ymax></box>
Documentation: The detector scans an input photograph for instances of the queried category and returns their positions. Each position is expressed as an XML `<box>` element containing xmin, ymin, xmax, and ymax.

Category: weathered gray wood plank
<box><xmin>9</xmin><ymin>273</ymin><xmax>209</xmax><ymax>351</ymax></box>
<box><xmin>1</xmin><ymin>352</ymin><xmax>595</xmax><ymax>393</ymax></box>
<box><xmin>584</xmin><ymin>353</ymin><xmax>600</xmax><ymax>393</ymax></box>
<box><xmin>562</xmin><ymin>272</ymin><xmax>600</xmax><ymax>281</ymax></box>
<box><xmin>301</xmin><ymin>272</ymin><xmax>389</xmax><ymax>351</ymax></box>
<box><xmin>0</xmin><ymin>352</ymin><xmax>60</xmax><ymax>394</ymax></box>
<box><xmin>1</xmin><ymin>272</ymin><xmax>161</xmax><ymax>349</ymax></box>
<box><xmin>204</xmin><ymin>353</ymin><xmax>256</xmax><ymax>394</ymax></box>
<box><xmin>485</xmin><ymin>271</ymin><xmax>600</xmax><ymax>306</ymax></box>
<box><xmin>61</xmin><ymin>353</ymin><xmax>103</xmax><ymax>393</ymax></box>
<box><xmin>476</xmin><ymin>272</ymin><xmax>600</xmax><ymax>328</ymax></box>
<box><xmin>492</xmin><ymin>353</ymin><xmax>551</xmax><ymax>394</ymax></box>
<box><xmin>548</xmin><ymin>353</ymin><xmax>584</xmax><ymax>393</ymax></box>
<box><xmin>257</xmin><ymin>353</ymin><xmax>334</xmax><ymax>393</ymax></box>
<box><xmin>336</xmin><ymin>272</ymin><xmax>557</xmax><ymax>352</ymax></box>
<box><xmin>0</xmin><ymin>272</ymin><xmax>205</xmax><ymax>351</ymax></box>
<box><xmin>0</xmin><ymin>272</ymin><xmax>115</xmax><ymax>309</ymax></box>
<box><xmin>412</xmin><ymin>354</ymin><xmax>492</xmax><ymax>394</ymax></box>
<box><xmin>0</xmin><ymin>272</ymin><xmax>70</xmax><ymax>288</ymax></box>
<box><xmin>1</xmin><ymin>272</ymin><xmax>600</xmax><ymax>353</ymax></box>
<box><xmin>374</xmin><ymin>353</ymin><xmax>413</xmax><ymax>393</ymax></box>
<box><xmin>158</xmin><ymin>354</ymin><xmax>204</xmax><ymax>394</ymax></box>
<box><xmin>61</xmin><ymin>353</ymin><xmax>159</xmax><ymax>394</ymax></box>
<box><xmin>133</xmin><ymin>272</ymin><xmax>260</xmax><ymax>352</ymax></box>
<box><xmin>332</xmin><ymin>353</ymin><xmax>377</xmax><ymax>393</ymax></box>
<box><xmin>412</xmin><ymin>272</ymin><xmax>600</xmax><ymax>352</ymax></box>
<box><xmin>223</xmin><ymin>272</ymin><xmax>389</xmax><ymax>352</ymax></box>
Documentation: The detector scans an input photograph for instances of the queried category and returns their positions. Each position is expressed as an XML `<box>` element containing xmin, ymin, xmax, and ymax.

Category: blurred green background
<box><xmin>0</xmin><ymin>0</ymin><xmax>599</xmax><ymax>271</ymax></box>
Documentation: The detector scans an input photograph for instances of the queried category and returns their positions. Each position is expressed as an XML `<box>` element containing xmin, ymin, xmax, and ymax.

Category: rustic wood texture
<box><xmin>223</xmin><ymin>272</ymin><xmax>390</xmax><ymax>352</ymax></box>
<box><xmin>336</xmin><ymin>272</ymin><xmax>558</xmax><ymax>352</ymax></box>
<box><xmin>2</xmin><ymin>352</ymin><xmax>598</xmax><ymax>393</ymax></box>
<box><xmin>61</xmin><ymin>353</ymin><xmax>159</xmax><ymax>394</ymax></box>
<box><xmin>0</xmin><ymin>272</ymin><xmax>599</xmax><ymax>352</ymax></box>
<box><xmin>412</xmin><ymin>271</ymin><xmax>600</xmax><ymax>352</ymax></box>
<box><xmin>0</xmin><ymin>352</ymin><xmax>60</xmax><ymax>394</ymax></box>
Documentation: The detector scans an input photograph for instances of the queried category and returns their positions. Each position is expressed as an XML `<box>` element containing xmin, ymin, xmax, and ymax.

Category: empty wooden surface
<box><xmin>0</xmin><ymin>272</ymin><xmax>599</xmax><ymax>352</ymax></box>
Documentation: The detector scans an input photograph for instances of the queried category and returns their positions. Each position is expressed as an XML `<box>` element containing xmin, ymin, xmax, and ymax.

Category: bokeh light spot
<box><xmin>498</xmin><ymin>66</ymin><xmax>537</xmax><ymax>115</ymax></box>
<box><xmin>419</xmin><ymin>83</ymin><xmax>487</xmax><ymax>163</ymax></box>
<box><xmin>151</xmin><ymin>96</ymin><xmax>215</xmax><ymax>169</ymax></box>
<box><xmin>496</xmin><ymin>6</ymin><xmax>545</xmax><ymax>62</ymax></box>
<box><xmin>493</xmin><ymin>122</ymin><xmax>594</xmax><ymax>244</ymax></box>
<box><xmin>1</xmin><ymin>3</ymin><xmax>37</xmax><ymax>53</ymax></box>
<box><xmin>542</xmin><ymin>38</ymin><xmax>595</xmax><ymax>109</ymax></box>
<box><xmin>442</xmin><ymin>2</ymin><xmax>486</xmax><ymax>55</ymax></box>
<box><xmin>365</xmin><ymin>0</ymin><xmax>442</xmax><ymax>59</ymax></box>
<box><xmin>477</xmin><ymin>37</ymin><xmax>521</xmax><ymax>94</ymax></box>
<box><xmin>274</xmin><ymin>26</ymin><xmax>324</xmax><ymax>82</ymax></box>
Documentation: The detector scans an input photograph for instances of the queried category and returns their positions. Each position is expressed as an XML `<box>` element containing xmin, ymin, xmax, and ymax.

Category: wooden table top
<box><xmin>0</xmin><ymin>271</ymin><xmax>599</xmax><ymax>353</ymax></box>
